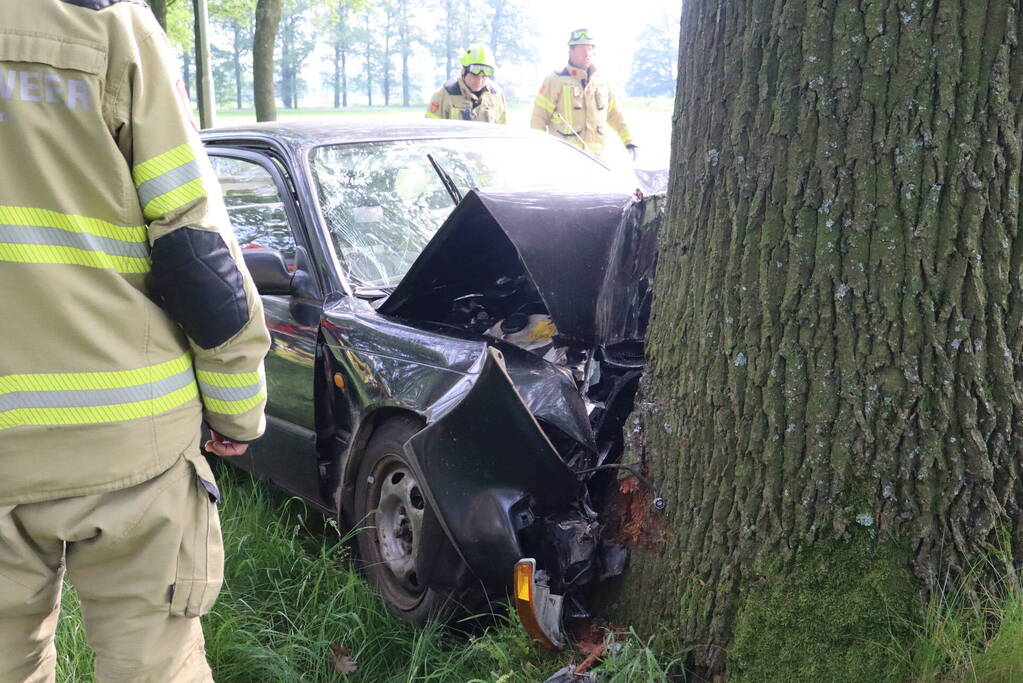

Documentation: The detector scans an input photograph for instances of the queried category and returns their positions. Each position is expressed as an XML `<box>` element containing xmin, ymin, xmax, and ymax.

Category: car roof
<box><xmin>201</xmin><ymin>117</ymin><xmax>552</xmax><ymax>152</ymax></box>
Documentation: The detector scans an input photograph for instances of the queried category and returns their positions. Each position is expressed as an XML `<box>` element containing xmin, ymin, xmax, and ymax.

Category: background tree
<box><xmin>321</xmin><ymin>0</ymin><xmax>366</xmax><ymax>108</ymax></box>
<box><xmin>162</xmin><ymin>1</ymin><xmax>197</xmax><ymax>97</ymax></box>
<box><xmin>379</xmin><ymin>0</ymin><xmax>396</xmax><ymax>106</ymax></box>
<box><xmin>396</xmin><ymin>0</ymin><xmax>414</xmax><ymax>107</ymax></box>
<box><xmin>210</xmin><ymin>0</ymin><xmax>256</xmax><ymax>108</ymax></box>
<box><xmin>358</xmin><ymin>8</ymin><xmax>377</xmax><ymax>106</ymax></box>
<box><xmin>625</xmin><ymin>14</ymin><xmax>677</xmax><ymax>98</ymax></box>
<box><xmin>484</xmin><ymin>0</ymin><xmax>535</xmax><ymax>68</ymax></box>
<box><xmin>253</xmin><ymin>0</ymin><xmax>283</xmax><ymax>120</ymax></box>
<box><xmin>609</xmin><ymin>2</ymin><xmax>1023</xmax><ymax>681</ymax></box>
<box><xmin>278</xmin><ymin>0</ymin><xmax>317</xmax><ymax>108</ymax></box>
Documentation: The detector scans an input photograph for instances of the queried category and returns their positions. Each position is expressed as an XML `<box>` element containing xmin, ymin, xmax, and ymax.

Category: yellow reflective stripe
<box><xmin>132</xmin><ymin>143</ymin><xmax>196</xmax><ymax>185</ymax></box>
<box><xmin>425</xmin><ymin>111</ymin><xmax>441</xmax><ymax>119</ymax></box>
<box><xmin>196</xmin><ymin>369</ymin><xmax>261</xmax><ymax>389</ymax></box>
<box><xmin>0</xmin><ymin>243</ymin><xmax>149</xmax><ymax>274</ymax></box>
<box><xmin>534</xmin><ymin>94</ymin><xmax>555</xmax><ymax>112</ymax></box>
<box><xmin>618</xmin><ymin>129</ymin><xmax>634</xmax><ymax>146</ymax></box>
<box><xmin>562</xmin><ymin>85</ymin><xmax>573</xmax><ymax>129</ymax></box>
<box><xmin>0</xmin><ymin>206</ymin><xmax>146</xmax><ymax>242</ymax></box>
<box><xmin>0</xmin><ymin>384</ymin><xmax>198</xmax><ymax>430</ymax></box>
<box><xmin>0</xmin><ymin>354</ymin><xmax>193</xmax><ymax>394</ymax></box>
<box><xmin>141</xmin><ymin>178</ymin><xmax>205</xmax><ymax>221</ymax></box>
<box><xmin>202</xmin><ymin>388</ymin><xmax>266</xmax><ymax>416</ymax></box>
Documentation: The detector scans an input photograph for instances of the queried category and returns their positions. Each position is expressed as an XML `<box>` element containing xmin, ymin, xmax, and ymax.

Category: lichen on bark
<box><xmin>607</xmin><ymin>0</ymin><xmax>1023</xmax><ymax>678</ymax></box>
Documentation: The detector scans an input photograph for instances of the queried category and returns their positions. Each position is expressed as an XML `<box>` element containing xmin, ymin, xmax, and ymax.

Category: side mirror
<box><xmin>242</xmin><ymin>248</ymin><xmax>293</xmax><ymax>295</ymax></box>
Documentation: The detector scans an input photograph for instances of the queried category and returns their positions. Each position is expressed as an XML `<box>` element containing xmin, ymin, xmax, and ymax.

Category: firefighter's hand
<box><xmin>626</xmin><ymin>144</ymin><xmax>639</xmax><ymax>162</ymax></box>
<box><xmin>204</xmin><ymin>430</ymin><xmax>249</xmax><ymax>457</ymax></box>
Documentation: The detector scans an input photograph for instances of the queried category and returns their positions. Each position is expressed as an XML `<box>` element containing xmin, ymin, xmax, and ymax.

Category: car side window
<box><xmin>210</xmin><ymin>155</ymin><xmax>297</xmax><ymax>267</ymax></box>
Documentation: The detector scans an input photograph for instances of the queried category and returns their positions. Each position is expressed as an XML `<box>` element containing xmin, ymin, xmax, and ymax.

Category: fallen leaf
<box><xmin>329</xmin><ymin>644</ymin><xmax>358</xmax><ymax>675</ymax></box>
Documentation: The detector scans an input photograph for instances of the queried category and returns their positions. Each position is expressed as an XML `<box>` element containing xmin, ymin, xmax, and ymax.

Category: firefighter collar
<box><xmin>563</xmin><ymin>64</ymin><xmax>595</xmax><ymax>82</ymax></box>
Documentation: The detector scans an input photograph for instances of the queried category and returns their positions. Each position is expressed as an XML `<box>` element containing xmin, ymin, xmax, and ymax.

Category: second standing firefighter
<box><xmin>531</xmin><ymin>29</ymin><xmax>637</xmax><ymax>160</ymax></box>
<box><xmin>426</xmin><ymin>44</ymin><xmax>508</xmax><ymax>123</ymax></box>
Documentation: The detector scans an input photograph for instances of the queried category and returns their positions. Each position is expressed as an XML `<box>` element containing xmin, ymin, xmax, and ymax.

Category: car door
<box><xmin>208</xmin><ymin>150</ymin><xmax>325</xmax><ymax>504</ymax></box>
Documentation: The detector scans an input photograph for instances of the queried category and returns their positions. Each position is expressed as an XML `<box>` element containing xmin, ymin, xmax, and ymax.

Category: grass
<box><xmin>52</xmin><ymin>463</ymin><xmax>671</xmax><ymax>682</ymax></box>
<box><xmin>884</xmin><ymin>556</ymin><xmax>1023</xmax><ymax>682</ymax></box>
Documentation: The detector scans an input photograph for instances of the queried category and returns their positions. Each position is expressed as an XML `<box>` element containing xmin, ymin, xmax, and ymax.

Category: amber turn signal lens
<box><xmin>513</xmin><ymin>558</ymin><xmax>564</xmax><ymax>650</ymax></box>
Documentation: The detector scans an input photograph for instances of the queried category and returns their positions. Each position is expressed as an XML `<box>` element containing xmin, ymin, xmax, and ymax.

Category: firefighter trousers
<box><xmin>0</xmin><ymin>447</ymin><xmax>224</xmax><ymax>682</ymax></box>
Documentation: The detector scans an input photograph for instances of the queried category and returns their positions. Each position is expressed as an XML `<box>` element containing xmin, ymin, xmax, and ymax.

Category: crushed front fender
<box><xmin>403</xmin><ymin>347</ymin><xmax>579</xmax><ymax>588</ymax></box>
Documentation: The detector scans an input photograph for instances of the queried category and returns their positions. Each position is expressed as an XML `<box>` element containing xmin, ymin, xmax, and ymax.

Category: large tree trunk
<box><xmin>253</xmin><ymin>0</ymin><xmax>282</xmax><ymax>122</ymax></box>
<box><xmin>609</xmin><ymin>2</ymin><xmax>1023</xmax><ymax>681</ymax></box>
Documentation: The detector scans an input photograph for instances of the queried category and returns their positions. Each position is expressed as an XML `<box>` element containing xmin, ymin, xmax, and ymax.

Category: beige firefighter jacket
<box><xmin>426</xmin><ymin>75</ymin><xmax>507</xmax><ymax>124</ymax></box>
<box><xmin>0</xmin><ymin>0</ymin><xmax>270</xmax><ymax>504</ymax></box>
<box><xmin>531</xmin><ymin>64</ymin><xmax>634</xmax><ymax>157</ymax></box>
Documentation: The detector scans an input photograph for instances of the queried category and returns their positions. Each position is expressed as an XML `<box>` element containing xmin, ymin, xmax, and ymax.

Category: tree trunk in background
<box><xmin>341</xmin><ymin>49</ymin><xmax>348</xmax><ymax>107</ymax></box>
<box><xmin>280</xmin><ymin>17</ymin><xmax>294</xmax><ymax>109</ymax></box>
<box><xmin>253</xmin><ymin>0</ymin><xmax>282</xmax><ymax>122</ymax></box>
<box><xmin>608</xmin><ymin>2</ymin><xmax>1023</xmax><ymax>681</ymax></box>
<box><xmin>233</xmin><ymin>22</ymin><xmax>243</xmax><ymax>109</ymax></box>
<box><xmin>399</xmin><ymin>0</ymin><xmax>410</xmax><ymax>107</ymax></box>
<box><xmin>333</xmin><ymin>44</ymin><xmax>342</xmax><ymax>108</ymax></box>
<box><xmin>181</xmin><ymin>49</ymin><xmax>192</xmax><ymax>100</ymax></box>
<box><xmin>150</xmin><ymin>0</ymin><xmax>167</xmax><ymax>29</ymax></box>
<box><xmin>364</xmin><ymin>13</ymin><xmax>373</xmax><ymax>107</ymax></box>
<box><xmin>382</xmin><ymin>0</ymin><xmax>392</xmax><ymax>106</ymax></box>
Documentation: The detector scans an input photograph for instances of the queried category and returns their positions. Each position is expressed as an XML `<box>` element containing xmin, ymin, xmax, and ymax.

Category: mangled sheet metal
<box><xmin>379</xmin><ymin>189</ymin><xmax>661</xmax><ymax>347</ymax></box>
<box><xmin>402</xmin><ymin>347</ymin><xmax>579</xmax><ymax>587</ymax></box>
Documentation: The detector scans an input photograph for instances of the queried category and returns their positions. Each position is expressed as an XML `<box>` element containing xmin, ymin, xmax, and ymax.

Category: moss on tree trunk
<box><xmin>607</xmin><ymin>1</ymin><xmax>1023</xmax><ymax>680</ymax></box>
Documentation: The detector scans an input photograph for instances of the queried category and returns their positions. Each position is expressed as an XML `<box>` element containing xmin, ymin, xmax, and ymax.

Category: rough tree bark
<box><xmin>253</xmin><ymin>0</ymin><xmax>282</xmax><ymax>122</ymax></box>
<box><xmin>609</xmin><ymin>2</ymin><xmax>1023</xmax><ymax>681</ymax></box>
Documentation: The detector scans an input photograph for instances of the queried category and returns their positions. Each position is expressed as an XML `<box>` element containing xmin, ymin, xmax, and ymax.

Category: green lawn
<box><xmin>53</xmin><ymin>464</ymin><xmax>672</xmax><ymax>682</ymax></box>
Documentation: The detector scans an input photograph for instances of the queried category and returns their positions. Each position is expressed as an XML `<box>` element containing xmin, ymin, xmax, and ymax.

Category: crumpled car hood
<box><xmin>378</xmin><ymin>188</ymin><xmax>661</xmax><ymax>346</ymax></box>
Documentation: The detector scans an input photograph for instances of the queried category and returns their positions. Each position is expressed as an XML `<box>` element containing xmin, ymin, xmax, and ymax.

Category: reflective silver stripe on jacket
<box><xmin>0</xmin><ymin>223</ymin><xmax>149</xmax><ymax>259</ymax></box>
<box><xmin>0</xmin><ymin>367</ymin><xmax>196</xmax><ymax>412</ymax></box>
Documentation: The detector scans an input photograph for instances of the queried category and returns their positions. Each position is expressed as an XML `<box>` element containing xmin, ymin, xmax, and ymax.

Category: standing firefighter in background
<box><xmin>426</xmin><ymin>44</ymin><xmax>508</xmax><ymax>123</ymax></box>
<box><xmin>0</xmin><ymin>1</ymin><xmax>270</xmax><ymax>681</ymax></box>
<box><xmin>532</xmin><ymin>29</ymin><xmax>637</xmax><ymax>160</ymax></box>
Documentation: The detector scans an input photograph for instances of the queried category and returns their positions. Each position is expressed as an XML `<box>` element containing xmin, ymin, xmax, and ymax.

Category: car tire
<box><xmin>354</xmin><ymin>415</ymin><xmax>479</xmax><ymax>625</ymax></box>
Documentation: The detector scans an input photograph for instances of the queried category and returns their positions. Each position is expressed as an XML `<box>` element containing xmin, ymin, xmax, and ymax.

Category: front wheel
<box><xmin>353</xmin><ymin>416</ymin><xmax>477</xmax><ymax>624</ymax></box>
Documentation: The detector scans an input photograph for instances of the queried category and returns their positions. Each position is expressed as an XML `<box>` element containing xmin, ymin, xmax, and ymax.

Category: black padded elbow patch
<box><xmin>149</xmin><ymin>228</ymin><xmax>250</xmax><ymax>350</ymax></box>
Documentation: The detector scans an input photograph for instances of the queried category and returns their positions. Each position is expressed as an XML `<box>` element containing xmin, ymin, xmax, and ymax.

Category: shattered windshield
<box><xmin>309</xmin><ymin>137</ymin><xmax>631</xmax><ymax>288</ymax></box>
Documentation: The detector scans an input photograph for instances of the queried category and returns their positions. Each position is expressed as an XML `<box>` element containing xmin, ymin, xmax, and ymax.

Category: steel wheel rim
<box><xmin>370</xmin><ymin>454</ymin><xmax>428</xmax><ymax>609</ymax></box>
